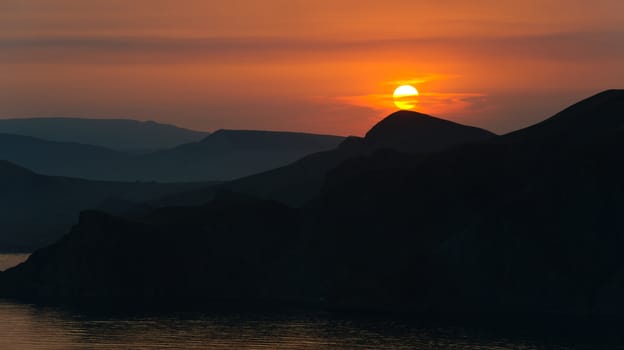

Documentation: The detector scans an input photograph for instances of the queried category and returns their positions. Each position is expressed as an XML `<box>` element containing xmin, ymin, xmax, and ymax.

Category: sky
<box><xmin>1</xmin><ymin>1</ymin><xmax>623</xmax><ymax>136</ymax></box>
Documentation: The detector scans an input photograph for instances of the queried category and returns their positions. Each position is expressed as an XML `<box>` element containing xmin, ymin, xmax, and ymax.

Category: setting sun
<box><xmin>1</xmin><ymin>1</ymin><xmax>623</xmax><ymax>347</ymax></box>
<box><xmin>393</xmin><ymin>85</ymin><xmax>420</xmax><ymax>110</ymax></box>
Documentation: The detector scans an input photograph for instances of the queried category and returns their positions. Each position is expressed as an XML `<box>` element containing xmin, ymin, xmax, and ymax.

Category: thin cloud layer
<box><xmin>1</xmin><ymin>0</ymin><xmax>623</xmax><ymax>136</ymax></box>
<box><xmin>1</xmin><ymin>31</ymin><xmax>623</xmax><ymax>64</ymax></box>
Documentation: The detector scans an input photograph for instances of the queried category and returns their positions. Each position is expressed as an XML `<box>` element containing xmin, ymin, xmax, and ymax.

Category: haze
<box><xmin>1</xmin><ymin>0</ymin><xmax>623</xmax><ymax>135</ymax></box>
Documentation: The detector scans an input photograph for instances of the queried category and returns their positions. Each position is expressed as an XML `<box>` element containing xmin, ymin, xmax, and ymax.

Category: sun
<box><xmin>393</xmin><ymin>85</ymin><xmax>419</xmax><ymax>110</ymax></box>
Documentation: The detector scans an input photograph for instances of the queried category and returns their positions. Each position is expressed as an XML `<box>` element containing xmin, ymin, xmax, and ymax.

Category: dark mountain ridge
<box><xmin>365</xmin><ymin>110</ymin><xmax>496</xmax><ymax>152</ymax></box>
<box><xmin>0</xmin><ymin>133</ymin><xmax>130</xmax><ymax>180</ymax></box>
<box><xmin>199</xmin><ymin>129</ymin><xmax>346</xmax><ymax>150</ymax></box>
<box><xmin>0</xmin><ymin>129</ymin><xmax>345</xmax><ymax>182</ymax></box>
<box><xmin>0</xmin><ymin>117</ymin><xmax>209</xmax><ymax>151</ymax></box>
<box><xmin>158</xmin><ymin>111</ymin><xmax>496</xmax><ymax>207</ymax></box>
<box><xmin>501</xmin><ymin>89</ymin><xmax>624</xmax><ymax>143</ymax></box>
<box><xmin>2</xmin><ymin>90</ymin><xmax>624</xmax><ymax>320</ymax></box>
<box><xmin>0</xmin><ymin>160</ymin><xmax>37</xmax><ymax>180</ymax></box>
<box><xmin>0</xmin><ymin>193</ymin><xmax>304</xmax><ymax>301</ymax></box>
<box><xmin>0</xmin><ymin>160</ymin><xmax>208</xmax><ymax>251</ymax></box>
<box><xmin>134</xmin><ymin>130</ymin><xmax>345</xmax><ymax>182</ymax></box>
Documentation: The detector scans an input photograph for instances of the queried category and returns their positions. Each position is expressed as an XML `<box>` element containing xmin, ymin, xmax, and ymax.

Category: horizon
<box><xmin>1</xmin><ymin>90</ymin><xmax>620</xmax><ymax>138</ymax></box>
<box><xmin>1</xmin><ymin>1</ymin><xmax>623</xmax><ymax>136</ymax></box>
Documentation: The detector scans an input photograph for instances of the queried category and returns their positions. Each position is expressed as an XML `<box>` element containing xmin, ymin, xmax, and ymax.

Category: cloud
<box><xmin>1</xmin><ymin>31</ymin><xmax>623</xmax><ymax>64</ymax></box>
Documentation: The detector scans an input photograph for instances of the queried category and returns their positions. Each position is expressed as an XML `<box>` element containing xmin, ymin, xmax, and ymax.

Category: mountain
<box><xmin>0</xmin><ymin>113</ymin><xmax>482</xmax><ymax>185</ymax></box>
<box><xmin>132</xmin><ymin>130</ymin><xmax>345</xmax><ymax>182</ymax></box>
<box><xmin>0</xmin><ymin>129</ymin><xmax>344</xmax><ymax>182</ymax></box>
<box><xmin>0</xmin><ymin>191</ymin><xmax>304</xmax><ymax>302</ymax></box>
<box><xmin>364</xmin><ymin>110</ymin><xmax>495</xmax><ymax>152</ymax></box>
<box><xmin>227</xmin><ymin>111</ymin><xmax>495</xmax><ymax>206</ymax></box>
<box><xmin>0</xmin><ymin>117</ymin><xmax>209</xmax><ymax>152</ymax></box>
<box><xmin>162</xmin><ymin>111</ymin><xmax>495</xmax><ymax>207</ymax></box>
<box><xmin>501</xmin><ymin>89</ymin><xmax>624</xmax><ymax>144</ymax></box>
<box><xmin>0</xmin><ymin>133</ymin><xmax>130</xmax><ymax>179</ymax></box>
<box><xmin>0</xmin><ymin>109</ymin><xmax>497</xmax><ymax>298</ymax></box>
<box><xmin>0</xmin><ymin>161</ymin><xmax>208</xmax><ymax>252</ymax></box>
<box><xmin>313</xmin><ymin>135</ymin><xmax>624</xmax><ymax>316</ymax></box>
<box><xmin>3</xmin><ymin>91</ymin><xmax>623</xmax><ymax>319</ymax></box>
<box><xmin>303</xmin><ymin>89</ymin><xmax>624</xmax><ymax>315</ymax></box>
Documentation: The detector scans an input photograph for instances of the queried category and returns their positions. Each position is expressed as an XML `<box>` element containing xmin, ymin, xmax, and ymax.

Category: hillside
<box><xmin>0</xmin><ymin>129</ymin><xmax>345</xmax><ymax>182</ymax></box>
<box><xmin>0</xmin><ymin>118</ymin><xmax>209</xmax><ymax>152</ymax></box>
<box><xmin>214</xmin><ymin>111</ymin><xmax>494</xmax><ymax>206</ymax></box>
<box><xmin>133</xmin><ymin>130</ymin><xmax>345</xmax><ymax>182</ymax></box>
<box><xmin>500</xmin><ymin>89</ymin><xmax>624</xmax><ymax>144</ymax></box>
<box><xmin>0</xmin><ymin>161</ymin><xmax>207</xmax><ymax>251</ymax></box>
<box><xmin>364</xmin><ymin>110</ymin><xmax>495</xmax><ymax>152</ymax></box>
<box><xmin>0</xmin><ymin>134</ymin><xmax>130</xmax><ymax>179</ymax></box>
<box><xmin>3</xmin><ymin>91</ymin><xmax>624</xmax><ymax>318</ymax></box>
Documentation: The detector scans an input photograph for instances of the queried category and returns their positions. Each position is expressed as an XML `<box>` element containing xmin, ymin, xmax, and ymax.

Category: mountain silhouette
<box><xmin>0</xmin><ymin>117</ymin><xmax>209</xmax><ymax>152</ymax></box>
<box><xmin>364</xmin><ymin>110</ymin><xmax>495</xmax><ymax>152</ymax></box>
<box><xmin>0</xmin><ymin>159</ymin><xmax>38</xmax><ymax>181</ymax></box>
<box><xmin>0</xmin><ymin>108</ymin><xmax>498</xmax><ymax>285</ymax></box>
<box><xmin>161</xmin><ymin>111</ymin><xmax>495</xmax><ymax>207</ymax></box>
<box><xmin>0</xmin><ymin>133</ymin><xmax>130</xmax><ymax>179</ymax></box>
<box><xmin>0</xmin><ymin>192</ymin><xmax>302</xmax><ymax>301</ymax></box>
<box><xmin>501</xmin><ymin>89</ymin><xmax>624</xmax><ymax>143</ymax></box>
<box><xmin>0</xmin><ymin>160</ymin><xmax>207</xmax><ymax>251</ymax></box>
<box><xmin>0</xmin><ymin>129</ymin><xmax>344</xmax><ymax>182</ymax></box>
<box><xmin>308</xmin><ymin>90</ymin><xmax>624</xmax><ymax>315</ymax></box>
<box><xmin>134</xmin><ymin>130</ymin><xmax>345</xmax><ymax>182</ymax></box>
<box><xmin>3</xmin><ymin>90</ymin><xmax>624</xmax><ymax>319</ymax></box>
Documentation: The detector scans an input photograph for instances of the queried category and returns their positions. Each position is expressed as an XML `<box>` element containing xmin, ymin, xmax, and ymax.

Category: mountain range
<box><xmin>2</xmin><ymin>90</ymin><xmax>624</xmax><ymax>319</ymax></box>
<box><xmin>0</xmin><ymin>128</ymin><xmax>344</xmax><ymax>182</ymax></box>
<box><xmin>158</xmin><ymin>111</ymin><xmax>495</xmax><ymax>207</ymax></box>
<box><xmin>0</xmin><ymin>117</ymin><xmax>209</xmax><ymax>152</ymax></box>
<box><xmin>0</xmin><ymin>161</ymin><xmax>209</xmax><ymax>251</ymax></box>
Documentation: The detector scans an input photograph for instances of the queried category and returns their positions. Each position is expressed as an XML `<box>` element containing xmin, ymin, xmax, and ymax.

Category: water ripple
<box><xmin>0</xmin><ymin>300</ymin><xmax>604</xmax><ymax>349</ymax></box>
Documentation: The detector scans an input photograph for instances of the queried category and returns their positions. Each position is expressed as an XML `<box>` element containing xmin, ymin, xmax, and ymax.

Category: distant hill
<box><xmin>228</xmin><ymin>111</ymin><xmax>494</xmax><ymax>206</ymax></box>
<box><xmin>133</xmin><ymin>130</ymin><xmax>346</xmax><ymax>182</ymax></box>
<box><xmin>0</xmin><ymin>133</ymin><xmax>130</xmax><ymax>179</ymax></box>
<box><xmin>165</xmin><ymin>111</ymin><xmax>495</xmax><ymax>207</ymax></box>
<box><xmin>0</xmin><ymin>117</ymin><xmax>209</xmax><ymax>151</ymax></box>
<box><xmin>0</xmin><ymin>129</ymin><xmax>345</xmax><ymax>182</ymax></box>
<box><xmin>3</xmin><ymin>90</ymin><xmax>624</xmax><ymax>320</ymax></box>
<box><xmin>0</xmin><ymin>161</ymin><xmax>208</xmax><ymax>252</ymax></box>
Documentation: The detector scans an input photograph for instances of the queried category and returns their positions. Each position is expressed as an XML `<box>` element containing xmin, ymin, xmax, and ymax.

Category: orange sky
<box><xmin>1</xmin><ymin>0</ymin><xmax>623</xmax><ymax>136</ymax></box>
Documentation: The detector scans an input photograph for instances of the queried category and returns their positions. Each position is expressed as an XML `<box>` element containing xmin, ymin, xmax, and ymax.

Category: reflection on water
<box><xmin>0</xmin><ymin>300</ymin><xmax>617</xmax><ymax>349</ymax></box>
<box><xmin>0</xmin><ymin>253</ymin><xmax>30</xmax><ymax>271</ymax></box>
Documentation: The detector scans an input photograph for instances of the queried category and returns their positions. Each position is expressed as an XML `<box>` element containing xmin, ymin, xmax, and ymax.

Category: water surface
<box><xmin>0</xmin><ymin>300</ymin><xmax>620</xmax><ymax>349</ymax></box>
